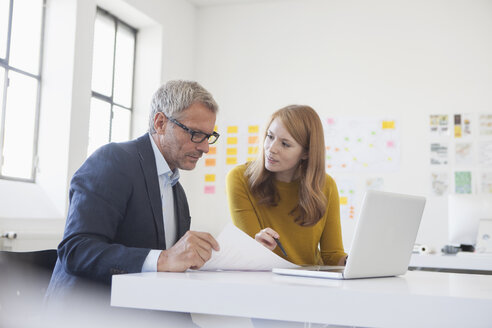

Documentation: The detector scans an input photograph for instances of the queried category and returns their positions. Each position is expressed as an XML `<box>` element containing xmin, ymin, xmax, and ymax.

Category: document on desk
<box><xmin>199</xmin><ymin>223</ymin><xmax>298</xmax><ymax>271</ymax></box>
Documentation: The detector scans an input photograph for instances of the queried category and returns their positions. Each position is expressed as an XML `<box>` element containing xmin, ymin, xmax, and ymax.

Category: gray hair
<box><xmin>148</xmin><ymin>80</ymin><xmax>219</xmax><ymax>133</ymax></box>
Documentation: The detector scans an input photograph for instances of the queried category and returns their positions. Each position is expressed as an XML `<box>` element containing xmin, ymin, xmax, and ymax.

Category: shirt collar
<box><xmin>148</xmin><ymin>133</ymin><xmax>180</xmax><ymax>186</ymax></box>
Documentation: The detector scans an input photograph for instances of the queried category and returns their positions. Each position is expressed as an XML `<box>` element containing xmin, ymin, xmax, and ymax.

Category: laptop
<box><xmin>272</xmin><ymin>190</ymin><xmax>426</xmax><ymax>279</ymax></box>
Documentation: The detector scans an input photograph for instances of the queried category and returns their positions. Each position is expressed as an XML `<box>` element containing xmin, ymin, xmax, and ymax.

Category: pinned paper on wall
<box><xmin>366</xmin><ymin>177</ymin><xmax>384</xmax><ymax>190</ymax></box>
<box><xmin>324</xmin><ymin>117</ymin><xmax>400</xmax><ymax>172</ymax></box>
<box><xmin>479</xmin><ymin>141</ymin><xmax>492</xmax><ymax>167</ymax></box>
<box><xmin>336</xmin><ymin>179</ymin><xmax>356</xmax><ymax>220</ymax></box>
<box><xmin>479</xmin><ymin>114</ymin><xmax>492</xmax><ymax>136</ymax></box>
<box><xmin>430</xmin><ymin>143</ymin><xmax>448</xmax><ymax>165</ymax></box>
<box><xmin>481</xmin><ymin>172</ymin><xmax>492</xmax><ymax>194</ymax></box>
<box><xmin>455</xmin><ymin>171</ymin><xmax>472</xmax><ymax>194</ymax></box>
<box><xmin>429</xmin><ymin>114</ymin><xmax>449</xmax><ymax>136</ymax></box>
<box><xmin>454</xmin><ymin>114</ymin><xmax>472</xmax><ymax>138</ymax></box>
<box><xmin>455</xmin><ymin>142</ymin><xmax>473</xmax><ymax>166</ymax></box>
<box><xmin>430</xmin><ymin>172</ymin><xmax>449</xmax><ymax>196</ymax></box>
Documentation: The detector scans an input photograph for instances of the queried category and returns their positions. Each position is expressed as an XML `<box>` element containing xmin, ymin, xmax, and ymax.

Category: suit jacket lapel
<box><xmin>136</xmin><ymin>134</ymin><xmax>166</xmax><ymax>249</ymax></box>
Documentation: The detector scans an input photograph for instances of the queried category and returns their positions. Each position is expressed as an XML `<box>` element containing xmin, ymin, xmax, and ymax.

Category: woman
<box><xmin>226</xmin><ymin>105</ymin><xmax>347</xmax><ymax>266</ymax></box>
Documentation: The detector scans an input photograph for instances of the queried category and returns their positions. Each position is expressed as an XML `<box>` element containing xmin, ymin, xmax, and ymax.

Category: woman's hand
<box><xmin>255</xmin><ymin>227</ymin><xmax>280</xmax><ymax>251</ymax></box>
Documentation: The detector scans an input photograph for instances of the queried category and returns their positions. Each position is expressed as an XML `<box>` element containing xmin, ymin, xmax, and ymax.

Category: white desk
<box><xmin>111</xmin><ymin>270</ymin><xmax>492</xmax><ymax>328</ymax></box>
<box><xmin>410</xmin><ymin>253</ymin><xmax>492</xmax><ymax>273</ymax></box>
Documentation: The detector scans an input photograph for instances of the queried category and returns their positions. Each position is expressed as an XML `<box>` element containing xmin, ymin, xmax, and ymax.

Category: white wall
<box><xmin>179</xmin><ymin>0</ymin><xmax>492</xmax><ymax>252</ymax></box>
<box><xmin>0</xmin><ymin>0</ymin><xmax>196</xmax><ymax>250</ymax></box>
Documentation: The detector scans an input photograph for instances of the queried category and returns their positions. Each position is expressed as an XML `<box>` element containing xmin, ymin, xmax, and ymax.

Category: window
<box><xmin>88</xmin><ymin>9</ymin><xmax>137</xmax><ymax>156</ymax></box>
<box><xmin>0</xmin><ymin>0</ymin><xmax>45</xmax><ymax>181</ymax></box>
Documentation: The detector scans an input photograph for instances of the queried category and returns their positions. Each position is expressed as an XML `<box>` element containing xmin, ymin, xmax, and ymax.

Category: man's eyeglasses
<box><xmin>165</xmin><ymin>114</ymin><xmax>220</xmax><ymax>145</ymax></box>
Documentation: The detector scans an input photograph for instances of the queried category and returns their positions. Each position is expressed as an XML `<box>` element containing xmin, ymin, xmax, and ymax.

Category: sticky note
<box><xmin>248</xmin><ymin>136</ymin><xmax>259</xmax><ymax>144</ymax></box>
<box><xmin>204</xmin><ymin>185</ymin><xmax>215</xmax><ymax>194</ymax></box>
<box><xmin>386</xmin><ymin>141</ymin><xmax>395</xmax><ymax>148</ymax></box>
<box><xmin>340</xmin><ymin>196</ymin><xmax>348</xmax><ymax>205</ymax></box>
<box><xmin>205</xmin><ymin>174</ymin><xmax>215</xmax><ymax>182</ymax></box>
<box><xmin>226</xmin><ymin>147</ymin><xmax>238</xmax><ymax>155</ymax></box>
<box><xmin>248</xmin><ymin>146</ymin><xmax>258</xmax><ymax>154</ymax></box>
<box><xmin>247</xmin><ymin>157</ymin><xmax>256</xmax><ymax>162</ymax></box>
<box><xmin>205</xmin><ymin>158</ymin><xmax>216</xmax><ymax>167</ymax></box>
<box><xmin>227</xmin><ymin>137</ymin><xmax>238</xmax><ymax>145</ymax></box>
<box><xmin>327</xmin><ymin>118</ymin><xmax>335</xmax><ymax>125</ymax></box>
<box><xmin>226</xmin><ymin>157</ymin><xmax>237</xmax><ymax>165</ymax></box>
<box><xmin>227</xmin><ymin>126</ymin><xmax>238</xmax><ymax>133</ymax></box>
<box><xmin>214</xmin><ymin>125</ymin><xmax>218</xmax><ymax>132</ymax></box>
<box><xmin>208</xmin><ymin>147</ymin><xmax>217</xmax><ymax>155</ymax></box>
<box><xmin>248</xmin><ymin>125</ymin><xmax>259</xmax><ymax>133</ymax></box>
<box><xmin>382</xmin><ymin>121</ymin><xmax>395</xmax><ymax>129</ymax></box>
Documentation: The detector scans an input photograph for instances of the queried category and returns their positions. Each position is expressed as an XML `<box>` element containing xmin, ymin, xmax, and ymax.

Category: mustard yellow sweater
<box><xmin>226</xmin><ymin>163</ymin><xmax>346</xmax><ymax>266</ymax></box>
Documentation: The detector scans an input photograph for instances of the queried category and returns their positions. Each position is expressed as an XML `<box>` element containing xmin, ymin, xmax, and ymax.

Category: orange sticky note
<box><xmin>226</xmin><ymin>157</ymin><xmax>237</xmax><ymax>165</ymax></box>
<box><xmin>205</xmin><ymin>158</ymin><xmax>216</xmax><ymax>167</ymax></box>
<box><xmin>226</xmin><ymin>147</ymin><xmax>238</xmax><ymax>155</ymax></box>
<box><xmin>205</xmin><ymin>174</ymin><xmax>215</xmax><ymax>182</ymax></box>
<box><xmin>227</xmin><ymin>137</ymin><xmax>238</xmax><ymax>145</ymax></box>
<box><xmin>227</xmin><ymin>126</ymin><xmax>238</xmax><ymax>134</ymax></box>
<box><xmin>248</xmin><ymin>136</ymin><xmax>259</xmax><ymax>144</ymax></box>
<box><xmin>208</xmin><ymin>147</ymin><xmax>217</xmax><ymax>155</ymax></box>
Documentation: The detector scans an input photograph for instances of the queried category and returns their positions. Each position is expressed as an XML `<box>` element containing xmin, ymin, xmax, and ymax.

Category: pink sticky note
<box><xmin>327</xmin><ymin>118</ymin><xmax>335</xmax><ymax>125</ymax></box>
<box><xmin>204</xmin><ymin>185</ymin><xmax>215</xmax><ymax>194</ymax></box>
<box><xmin>387</xmin><ymin>140</ymin><xmax>395</xmax><ymax>148</ymax></box>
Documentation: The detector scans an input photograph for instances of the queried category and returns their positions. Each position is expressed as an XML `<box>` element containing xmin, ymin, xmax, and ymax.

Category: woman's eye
<box><xmin>282</xmin><ymin>142</ymin><xmax>290</xmax><ymax>147</ymax></box>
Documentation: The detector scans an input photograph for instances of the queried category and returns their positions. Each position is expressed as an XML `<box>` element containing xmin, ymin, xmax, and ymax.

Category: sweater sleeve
<box><xmin>226</xmin><ymin>165</ymin><xmax>262</xmax><ymax>239</ymax></box>
<box><xmin>319</xmin><ymin>175</ymin><xmax>347</xmax><ymax>265</ymax></box>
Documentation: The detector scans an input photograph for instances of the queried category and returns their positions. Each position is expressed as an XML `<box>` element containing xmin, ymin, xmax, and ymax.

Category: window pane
<box><xmin>2</xmin><ymin>71</ymin><xmax>37</xmax><ymax>179</ymax></box>
<box><xmin>87</xmin><ymin>97</ymin><xmax>111</xmax><ymax>156</ymax></box>
<box><xmin>91</xmin><ymin>12</ymin><xmax>115</xmax><ymax>97</ymax></box>
<box><xmin>111</xmin><ymin>105</ymin><xmax>130</xmax><ymax>142</ymax></box>
<box><xmin>9</xmin><ymin>0</ymin><xmax>43</xmax><ymax>74</ymax></box>
<box><xmin>113</xmin><ymin>24</ymin><xmax>135</xmax><ymax>108</ymax></box>
<box><xmin>0</xmin><ymin>0</ymin><xmax>10</xmax><ymax>60</ymax></box>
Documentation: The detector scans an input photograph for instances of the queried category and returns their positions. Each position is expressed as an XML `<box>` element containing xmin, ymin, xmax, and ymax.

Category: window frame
<box><xmin>0</xmin><ymin>0</ymin><xmax>46</xmax><ymax>182</ymax></box>
<box><xmin>90</xmin><ymin>7</ymin><xmax>137</xmax><ymax>149</ymax></box>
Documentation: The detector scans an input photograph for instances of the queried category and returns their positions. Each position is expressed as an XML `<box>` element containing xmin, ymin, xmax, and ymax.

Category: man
<box><xmin>46</xmin><ymin>80</ymin><xmax>220</xmax><ymax>301</ymax></box>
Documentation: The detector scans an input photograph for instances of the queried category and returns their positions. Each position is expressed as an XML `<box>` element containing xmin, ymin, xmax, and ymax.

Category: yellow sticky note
<box><xmin>382</xmin><ymin>121</ymin><xmax>395</xmax><ymax>129</ymax></box>
<box><xmin>226</xmin><ymin>157</ymin><xmax>237</xmax><ymax>165</ymax></box>
<box><xmin>340</xmin><ymin>196</ymin><xmax>348</xmax><ymax>205</ymax></box>
<box><xmin>205</xmin><ymin>158</ymin><xmax>216</xmax><ymax>167</ymax></box>
<box><xmin>214</xmin><ymin>125</ymin><xmax>218</xmax><ymax>132</ymax></box>
<box><xmin>226</xmin><ymin>147</ymin><xmax>238</xmax><ymax>155</ymax></box>
<box><xmin>247</xmin><ymin>157</ymin><xmax>257</xmax><ymax>162</ymax></box>
<box><xmin>205</xmin><ymin>174</ymin><xmax>215</xmax><ymax>182</ymax></box>
<box><xmin>208</xmin><ymin>147</ymin><xmax>217</xmax><ymax>155</ymax></box>
<box><xmin>248</xmin><ymin>146</ymin><xmax>258</xmax><ymax>155</ymax></box>
<box><xmin>248</xmin><ymin>125</ymin><xmax>259</xmax><ymax>133</ymax></box>
<box><xmin>248</xmin><ymin>136</ymin><xmax>259</xmax><ymax>144</ymax></box>
<box><xmin>227</xmin><ymin>126</ymin><xmax>238</xmax><ymax>134</ymax></box>
<box><xmin>227</xmin><ymin>137</ymin><xmax>238</xmax><ymax>145</ymax></box>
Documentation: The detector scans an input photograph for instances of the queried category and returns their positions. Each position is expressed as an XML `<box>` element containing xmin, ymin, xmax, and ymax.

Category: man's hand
<box><xmin>157</xmin><ymin>231</ymin><xmax>220</xmax><ymax>272</ymax></box>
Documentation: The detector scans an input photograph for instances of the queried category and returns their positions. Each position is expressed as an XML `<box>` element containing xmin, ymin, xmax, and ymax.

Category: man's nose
<box><xmin>197</xmin><ymin>139</ymin><xmax>210</xmax><ymax>153</ymax></box>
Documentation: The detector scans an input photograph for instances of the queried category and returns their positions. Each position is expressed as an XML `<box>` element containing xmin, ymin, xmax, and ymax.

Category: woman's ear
<box><xmin>301</xmin><ymin>151</ymin><xmax>309</xmax><ymax>160</ymax></box>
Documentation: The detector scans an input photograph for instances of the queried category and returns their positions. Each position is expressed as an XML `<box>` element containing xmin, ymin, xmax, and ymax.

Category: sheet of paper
<box><xmin>199</xmin><ymin>223</ymin><xmax>298</xmax><ymax>271</ymax></box>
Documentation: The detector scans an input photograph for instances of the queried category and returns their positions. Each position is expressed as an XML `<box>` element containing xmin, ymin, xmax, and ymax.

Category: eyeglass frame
<box><xmin>163</xmin><ymin>113</ymin><xmax>220</xmax><ymax>145</ymax></box>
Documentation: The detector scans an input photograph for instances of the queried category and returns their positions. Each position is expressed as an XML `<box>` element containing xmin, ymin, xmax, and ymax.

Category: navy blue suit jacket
<box><xmin>46</xmin><ymin>134</ymin><xmax>191</xmax><ymax>299</ymax></box>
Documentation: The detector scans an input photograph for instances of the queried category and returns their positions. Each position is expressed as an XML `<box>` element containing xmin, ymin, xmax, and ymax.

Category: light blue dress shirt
<box><xmin>141</xmin><ymin>133</ymin><xmax>180</xmax><ymax>272</ymax></box>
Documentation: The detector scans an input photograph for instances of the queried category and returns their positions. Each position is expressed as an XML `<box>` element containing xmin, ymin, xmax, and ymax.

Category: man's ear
<box><xmin>154</xmin><ymin>112</ymin><xmax>167</xmax><ymax>133</ymax></box>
